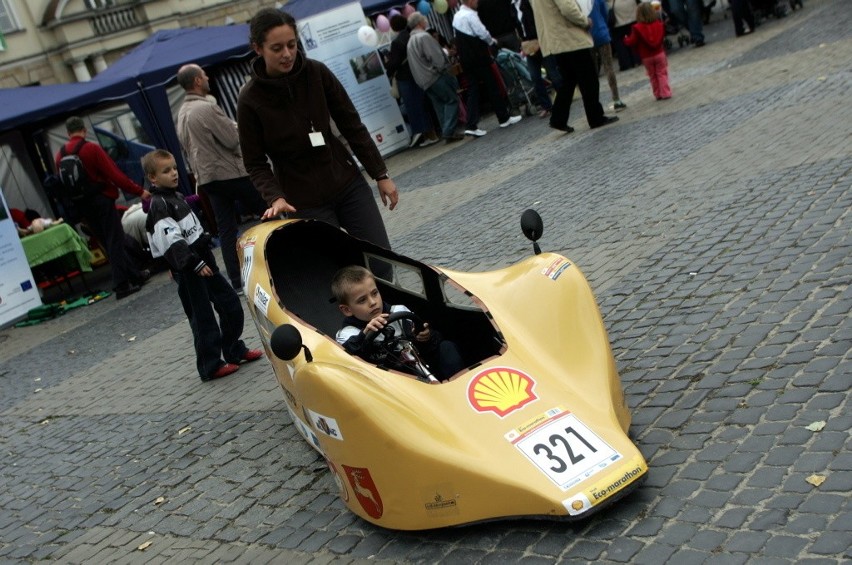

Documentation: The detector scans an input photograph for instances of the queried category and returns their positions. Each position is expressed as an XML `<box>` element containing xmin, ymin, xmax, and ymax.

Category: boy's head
<box><xmin>332</xmin><ymin>266</ymin><xmax>382</xmax><ymax>321</ymax></box>
<box><xmin>142</xmin><ymin>149</ymin><xmax>179</xmax><ymax>189</ymax></box>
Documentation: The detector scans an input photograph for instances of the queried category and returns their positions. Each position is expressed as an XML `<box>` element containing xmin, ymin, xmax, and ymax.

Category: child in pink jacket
<box><xmin>624</xmin><ymin>3</ymin><xmax>672</xmax><ymax>100</ymax></box>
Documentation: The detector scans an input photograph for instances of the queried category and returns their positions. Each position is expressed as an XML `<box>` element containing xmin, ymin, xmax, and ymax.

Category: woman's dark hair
<box><xmin>390</xmin><ymin>15</ymin><xmax>408</xmax><ymax>32</ymax></box>
<box><xmin>249</xmin><ymin>7</ymin><xmax>297</xmax><ymax>47</ymax></box>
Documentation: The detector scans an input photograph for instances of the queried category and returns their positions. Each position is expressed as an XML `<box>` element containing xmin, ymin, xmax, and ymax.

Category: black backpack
<box><xmin>58</xmin><ymin>139</ymin><xmax>101</xmax><ymax>201</ymax></box>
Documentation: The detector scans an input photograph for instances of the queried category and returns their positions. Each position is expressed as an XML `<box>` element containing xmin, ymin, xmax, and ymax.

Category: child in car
<box><xmin>332</xmin><ymin>265</ymin><xmax>464</xmax><ymax>381</ymax></box>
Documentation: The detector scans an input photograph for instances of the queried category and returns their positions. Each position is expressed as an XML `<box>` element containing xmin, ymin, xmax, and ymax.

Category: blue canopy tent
<box><xmin>0</xmin><ymin>0</ymin><xmax>412</xmax><ymax>209</ymax></box>
<box><xmin>0</xmin><ymin>24</ymin><xmax>254</xmax><ymax>199</ymax></box>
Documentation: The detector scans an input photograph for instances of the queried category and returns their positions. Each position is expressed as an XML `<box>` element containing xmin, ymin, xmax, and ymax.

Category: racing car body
<box><xmin>238</xmin><ymin>214</ymin><xmax>646</xmax><ymax>530</ymax></box>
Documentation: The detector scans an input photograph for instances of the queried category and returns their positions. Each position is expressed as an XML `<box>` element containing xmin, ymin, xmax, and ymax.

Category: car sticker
<box><xmin>586</xmin><ymin>462</ymin><xmax>645</xmax><ymax>504</ymax></box>
<box><xmin>562</xmin><ymin>492</ymin><xmax>592</xmax><ymax>516</ymax></box>
<box><xmin>421</xmin><ymin>483</ymin><xmax>460</xmax><ymax>517</ymax></box>
<box><xmin>505</xmin><ymin>406</ymin><xmax>565</xmax><ymax>442</ymax></box>
<box><xmin>254</xmin><ymin>284</ymin><xmax>270</xmax><ymax>317</ymax></box>
<box><xmin>467</xmin><ymin>367</ymin><xmax>538</xmax><ymax>418</ymax></box>
<box><xmin>306</xmin><ymin>408</ymin><xmax>344</xmax><ymax>440</ymax></box>
<box><xmin>541</xmin><ymin>257</ymin><xmax>571</xmax><ymax>280</ymax></box>
<box><xmin>343</xmin><ymin>466</ymin><xmax>383</xmax><ymax>519</ymax></box>
<box><xmin>508</xmin><ymin>409</ymin><xmax>622</xmax><ymax>490</ymax></box>
<box><xmin>240</xmin><ymin>241</ymin><xmax>254</xmax><ymax>289</ymax></box>
<box><xmin>286</xmin><ymin>405</ymin><xmax>324</xmax><ymax>454</ymax></box>
<box><xmin>328</xmin><ymin>461</ymin><xmax>349</xmax><ymax>502</ymax></box>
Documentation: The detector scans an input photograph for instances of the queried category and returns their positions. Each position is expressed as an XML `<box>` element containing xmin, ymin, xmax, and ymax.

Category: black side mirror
<box><xmin>270</xmin><ymin>324</ymin><xmax>312</xmax><ymax>361</ymax></box>
<box><xmin>521</xmin><ymin>209</ymin><xmax>543</xmax><ymax>255</ymax></box>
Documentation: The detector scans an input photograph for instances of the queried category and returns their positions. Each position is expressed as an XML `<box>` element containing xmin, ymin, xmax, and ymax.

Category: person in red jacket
<box><xmin>624</xmin><ymin>3</ymin><xmax>672</xmax><ymax>100</ymax></box>
<box><xmin>55</xmin><ymin>116</ymin><xmax>152</xmax><ymax>299</ymax></box>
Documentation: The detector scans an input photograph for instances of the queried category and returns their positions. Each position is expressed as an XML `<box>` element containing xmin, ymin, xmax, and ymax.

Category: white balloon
<box><xmin>357</xmin><ymin>25</ymin><xmax>378</xmax><ymax>47</ymax></box>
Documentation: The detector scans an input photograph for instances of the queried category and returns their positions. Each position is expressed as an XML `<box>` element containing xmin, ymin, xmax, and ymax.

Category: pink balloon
<box><xmin>402</xmin><ymin>4</ymin><xmax>416</xmax><ymax>17</ymax></box>
<box><xmin>376</xmin><ymin>14</ymin><xmax>391</xmax><ymax>32</ymax></box>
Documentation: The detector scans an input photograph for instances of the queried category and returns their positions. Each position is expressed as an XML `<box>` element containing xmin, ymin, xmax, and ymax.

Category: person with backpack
<box><xmin>55</xmin><ymin>116</ymin><xmax>152</xmax><ymax>300</ymax></box>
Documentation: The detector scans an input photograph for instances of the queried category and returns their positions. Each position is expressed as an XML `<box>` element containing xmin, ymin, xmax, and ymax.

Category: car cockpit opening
<box><xmin>264</xmin><ymin>221</ymin><xmax>504</xmax><ymax>381</ymax></box>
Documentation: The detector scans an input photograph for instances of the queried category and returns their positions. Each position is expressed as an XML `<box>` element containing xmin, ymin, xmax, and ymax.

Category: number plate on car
<box><xmin>510</xmin><ymin>410</ymin><xmax>621</xmax><ymax>490</ymax></box>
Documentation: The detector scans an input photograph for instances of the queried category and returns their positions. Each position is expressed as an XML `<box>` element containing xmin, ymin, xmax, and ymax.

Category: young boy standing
<box><xmin>332</xmin><ymin>265</ymin><xmax>464</xmax><ymax>381</ymax></box>
<box><xmin>143</xmin><ymin>149</ymin><xmax>262</xmax><ymax>382</ymax></box>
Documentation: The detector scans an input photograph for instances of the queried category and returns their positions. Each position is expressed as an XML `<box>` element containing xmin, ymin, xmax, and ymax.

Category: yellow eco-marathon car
<box><xmin>238</xmin><ymin>211</ymin><xmax>647</xmax><ymax>530</ymax></box>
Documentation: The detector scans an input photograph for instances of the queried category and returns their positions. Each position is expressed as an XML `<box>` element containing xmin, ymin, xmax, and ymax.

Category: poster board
<box><xmin>0</xmin><ymin>187</ymin><xmax>41</xmax><ymax>328</ymax></box>
<box><xmin>298</xmin><ymin>2</ymin><xmax>409</xmax><ymax>156</ymax></box>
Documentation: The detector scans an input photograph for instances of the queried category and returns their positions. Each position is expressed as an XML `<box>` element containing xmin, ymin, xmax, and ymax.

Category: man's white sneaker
<box><xmin>408</xmin><ymin>133</ymin><xmax>423</xmax><ymax>148</ymax></box>
<box><xmin>464</xmin><ymin>128</ymin><xmax>487</xmax><ymax>137</ymax></box>
<box><xmin>499</xmin><ymin>115</ymin><xmax>522</xmax><ymax>128</ymax></box>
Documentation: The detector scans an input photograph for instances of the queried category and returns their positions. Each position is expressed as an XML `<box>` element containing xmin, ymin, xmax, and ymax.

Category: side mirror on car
<box><xmin>271</xmin><ymin>324</ymin><xmax>313</xmax><ymax>362</ymax></box>
<box><xmin>521</xmin><ymin>209</ymin><xmax>544</xmax><ymax>255</ymax></box>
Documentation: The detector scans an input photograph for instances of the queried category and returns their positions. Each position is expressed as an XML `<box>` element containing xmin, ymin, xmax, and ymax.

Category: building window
<box><xmin>0</xmin><ymin>0</ymin><xmax>22</xmax><ymax>34</ymax></box>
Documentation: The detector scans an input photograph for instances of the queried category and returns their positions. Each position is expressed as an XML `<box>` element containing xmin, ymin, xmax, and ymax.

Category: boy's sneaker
<box><xmin>203</xmin><ymin>363</ymin><xmax>240</xmax><ymax>382</ymax></box>
<box><xmin>241</xmin><ymin>349</ymin><xmax>264</xmax><ymax>363</ymax></box>
<box><xmin>499</xmin><ymin>115</ymin><xmax>522</xmax><ymax>128</ymax></box>
<box><xmin>464</xmin><ymin>128</ymin><xmax>487</xmax><ymax>137</ymax></box>
<box><xmin>613</xmin><ymin>100</ymin><xmax>627</xmax><ymax>111</ymax></box>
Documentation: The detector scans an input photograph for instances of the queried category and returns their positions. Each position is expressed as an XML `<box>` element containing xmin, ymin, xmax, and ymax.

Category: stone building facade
<box><xmin>0</xmin><ymin>0</ymin><xmax>277</xmax><ymax>88</ymax></box>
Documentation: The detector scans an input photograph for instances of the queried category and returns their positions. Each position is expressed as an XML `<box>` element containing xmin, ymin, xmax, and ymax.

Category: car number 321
<box><xmin>514</xmin><ymin>413</ymin><xmax>621</xmax><ymax>490</ymax></box>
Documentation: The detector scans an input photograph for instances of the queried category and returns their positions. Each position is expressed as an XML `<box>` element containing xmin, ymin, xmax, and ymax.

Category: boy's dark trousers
<box><xmin>173</xmin><ymin>259</ymin><xmax>248</xmax><ymax>380</ymax></box>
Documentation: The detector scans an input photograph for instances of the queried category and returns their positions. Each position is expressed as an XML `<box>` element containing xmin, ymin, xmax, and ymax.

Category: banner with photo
<box><xmin>298</xmin><ymin>2</ymin><xmax>408</xmax><ymax>156</ymax></box>
<box><xmin>0</xmin><ymin>187</ymin><xmax>41</xmax><ymax>328</ymax></box>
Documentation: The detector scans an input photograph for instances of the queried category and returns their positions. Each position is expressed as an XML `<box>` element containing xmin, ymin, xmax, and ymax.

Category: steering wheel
<box><xmin>363</xmin><ymin>311</ymin><xmax>424</xmax><ymax>345</ymax></box>
<box><xmin>362</xmin><ymin>311</ymin><xmax>435</xmax><ymax>382</ymax></box>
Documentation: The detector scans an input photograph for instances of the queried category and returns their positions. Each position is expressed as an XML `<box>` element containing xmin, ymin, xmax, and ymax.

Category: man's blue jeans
<box><xmin>425</xmin><ymin>73</ymin><xmax>460</xmax><ymax>138</ymax></box>
<box><xmin>667</xmin><ymin>0</ymin><xmax>705</xmax><ymax>42</ymax></box>
<box><xmin>397</xmin><ymin>78</ymin><xmax>433</xmax><ymax>135</ymax></box>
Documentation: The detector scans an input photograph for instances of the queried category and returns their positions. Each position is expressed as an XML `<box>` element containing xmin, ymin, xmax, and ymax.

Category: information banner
<box><xmin>0</xmin><ymin>187</ymin><xmax>41</xmax><ymax>328</ymax></box>
<box><xmin>298</xmin><ymin>2</ymin><xmax>409</xmax><ymax>156</ymax></box>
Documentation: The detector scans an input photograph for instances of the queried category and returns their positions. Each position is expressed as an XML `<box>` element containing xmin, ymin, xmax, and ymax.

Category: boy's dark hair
<box><xmin>65</xmin><ymin>116</ymin><xmax>85</xmax><ymax>134</ymax></box>
<box><xmin>141</xmin><ymin>149</ymin><xmax>174</xmax><ymax>177</ymax></box>
<box><xmin>250</xmin><ymin>8</ymin><xmax>297</xmax><ymax>47</ymax></box>
<box><xmin>636</xmin><ymin>2</ymin><xmax>657</xmax><ymax>23</ymax></box>
<box><xmin>331</xmin><ymin>265</ymin><xmax>373</xmax><ymax>305</ymax></box>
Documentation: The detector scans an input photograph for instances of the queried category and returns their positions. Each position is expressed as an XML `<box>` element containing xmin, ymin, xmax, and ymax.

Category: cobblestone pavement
<box><xmin>1</xmin><ymin>1</ymin><xmax>849</xmax><ymax>562</ymax></box>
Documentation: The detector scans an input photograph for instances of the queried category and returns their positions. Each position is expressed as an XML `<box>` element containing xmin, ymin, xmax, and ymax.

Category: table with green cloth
<box><xmin>21</xmin><ymin>223</ymin><xmax>93</xmax><ymax>272</ymax></box>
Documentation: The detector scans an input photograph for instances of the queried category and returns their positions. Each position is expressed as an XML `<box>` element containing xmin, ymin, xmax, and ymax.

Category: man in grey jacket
<box><xmin>176</xmin><ymin>64</ymin><xmax>266</xmax><ymax>294</ymax></box>
<box><xmin>406</xmin><ymin>13</ymin><xmax>465</xmax><ymax>144</ymax></box>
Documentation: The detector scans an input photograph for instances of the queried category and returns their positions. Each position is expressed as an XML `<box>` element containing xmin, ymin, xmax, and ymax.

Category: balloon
<box><xmin>434</xmin><ymin>0</ymin><xmax>448</xmax><ymax>13</ymax></box>
<box><xmin>357</xmin><ymin>25</ymin><xmax>378</xmax><ymax>47</ymax></box>
<box><xmin>376</xmin><ymin>14</ymin><xmax>391</xmax><ymax>32</ymax></box>
<box><xmin>402</xmin><ymin>4</ymin><xmax>416</xmax><ymax>17</ymax></box>
<box><xmin>417</xmin><ymin>0</ymin><xmax>432</xmax><ymax>15</ymax></box>
<box><xmin>448</xmin><ymin>0</ymin><xmax>458</xmax><ymax>8</ymax></box>
<box><xmin>388</xmin><ymin>8</ymin><xmax>401</xmax><ymax>18</ymax></box>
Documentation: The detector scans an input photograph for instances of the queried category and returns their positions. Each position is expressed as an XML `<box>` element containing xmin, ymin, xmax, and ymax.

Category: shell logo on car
<box><xmin>467</xmin><ymin>367</ymin><xmax>538</xmax><ymax>417</ymax></box>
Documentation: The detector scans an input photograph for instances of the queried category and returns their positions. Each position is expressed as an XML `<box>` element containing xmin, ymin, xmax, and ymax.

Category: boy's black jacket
<box><xmin>145</xmin><ymin>186</ymin><xmax>214</xmax><ymax>274</ymax></box>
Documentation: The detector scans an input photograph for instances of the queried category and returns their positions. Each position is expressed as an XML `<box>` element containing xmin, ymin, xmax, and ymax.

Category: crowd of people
<box><xmin>42</xmin><ymin>0</ymin><xmax>786</xmax><ymax>382</ymax></box>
